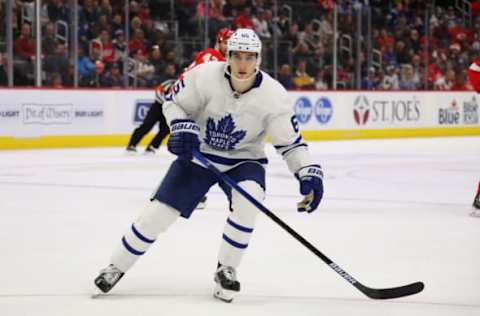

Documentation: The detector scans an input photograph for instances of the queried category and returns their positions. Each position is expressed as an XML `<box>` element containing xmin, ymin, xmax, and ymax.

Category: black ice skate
<box><xmin>213</xmin><ymin>265</ymin><xmax>240</xmax><ymax>303</ymax></box>
<box><xmin>144</xmin><ymin>146</ymin><xmax>156</xmax><ymax>155</ymax></box>
<box><xmin>93</xmin><ymin>264</ymin><xmax>124</xmax><ymax>296</ymax></box>
<box><xmin>125</xmin><ymin>146</ymin><xmax>137</xmax><ymax>155</ymax></box>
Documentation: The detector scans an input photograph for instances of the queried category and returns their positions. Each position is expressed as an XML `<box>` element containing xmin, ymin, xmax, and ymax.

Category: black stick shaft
<box><xmin>192</xmin><ymin>150</ymin><xmax>424</xmax><ymax>300</ymax></box>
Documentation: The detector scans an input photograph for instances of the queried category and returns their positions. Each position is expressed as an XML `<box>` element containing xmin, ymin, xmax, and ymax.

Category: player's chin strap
<box><xmin>192</xmin><ymin>149</ymin><xmax>424</xmax><ymax>300</ymax></box>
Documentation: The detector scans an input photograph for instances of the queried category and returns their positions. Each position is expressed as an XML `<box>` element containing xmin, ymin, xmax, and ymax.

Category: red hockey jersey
<box><xmin>468</xmin><ymin>59</ymin><xmax>480</xmax><ymax>92</ymax></box>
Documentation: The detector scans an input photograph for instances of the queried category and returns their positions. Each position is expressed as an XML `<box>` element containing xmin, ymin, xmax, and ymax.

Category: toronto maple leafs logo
<box><xmin>204</xmin><ymin>114</ymin><xmax>246</xmax><ymax>151</ymax></box>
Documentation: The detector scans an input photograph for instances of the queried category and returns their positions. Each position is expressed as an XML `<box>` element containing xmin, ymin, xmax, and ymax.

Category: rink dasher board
<box><xmin>0</xmin><ymin>89</ymin><xmax>479</xmax><ymax>149</ymax></box>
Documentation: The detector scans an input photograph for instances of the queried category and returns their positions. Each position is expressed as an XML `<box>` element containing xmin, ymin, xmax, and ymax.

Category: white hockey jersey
<box><xmin>163</xmin><ymin>62</ymin><xmax>312</xmax><ymax>173</ymax></box>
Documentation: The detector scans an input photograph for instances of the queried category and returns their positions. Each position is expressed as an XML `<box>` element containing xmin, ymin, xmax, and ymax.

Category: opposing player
<box><xmin>186</xmin><ymin>27</ymin><xmax>232</xmax><ymax>70</ymax></box>
<box><xmin>467</xmin><ymin>61</ymin><xmax>480</xmax><ymax>217</ymax></box>
<box><xmin>125</xmin><ymin>28</ymin><xmax>233</xmax><ymax>155</ymax></box>
<box><xmin>93</xmin><ymin>29</ymin><xmax>324</xmax><ymax>303</ymax></box>
<box><xmin>468</xmin><ymin>59</ymin><xmax>480</xmax><ymax>93</ymax></box>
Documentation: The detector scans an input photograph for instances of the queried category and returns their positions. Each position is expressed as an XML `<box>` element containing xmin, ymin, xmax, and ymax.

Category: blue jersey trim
<box><xmin>201</xmin><ymin>152</ymin><xmax>268</xmax><ymax>166</ymax></box>
<box><xmin>282</xmin><ymin>143</ymin><xmax>308</xmax><ymax>156</ymax></box>
<box><xmin>222</xmin><ymin>234</ymin><xmax>248</xmax><ymax>249</ymax></box>
<box><xmin>274</xmin><ymin>135</ymin><xmax>303</xmax><ymax>150</ymax></box>
<box><xmin>131</xmin><ymin>224</ymin><xmax>155</xmax><ymax>244</ymax></box>
<box><xmin>227</xmin><ymin>218</ymin><xmax>254</xmax><ymax>233</ymax></box>
<box><xmin>122</xmin><ymin>236</ymin><xmax>145</xmax><ymax>256</ymax></box>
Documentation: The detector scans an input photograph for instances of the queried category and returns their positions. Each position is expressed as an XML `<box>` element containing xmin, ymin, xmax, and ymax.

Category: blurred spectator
<box><xmin>129</xmin><ymin>29</ymin><xmax>147</xmax><ymax>56</ymax></box>
<box><xmin>382</xmin><ymin>43</ymin><xmax>397</xmax><ymax>66</ymax></box>
<box><xmin>113</xmin><ymin>29</ymin><xmax>127</xmax><ymax>62</ymax></box>
<box><xmin>150</xmin><ymin>45</ymin><xmax>166</xmax><ymax>80</ymax></box>
<box><xmin>293</xmin><ymin>60</ymin><xmax>315</xmax><ymax>90</ymax></box>
<box><xmin>14</xmin><ymin>22</ymin><xmax>35</xmax><ymax>85</ymax></box>
<box><xmin>44</xmin><ymin>43</ymin><xmax>69</xmax><ymax>84</ymax></box>
<box><xmin>92</xmin><ymin>30</ymin><xmax>116</xmax><ymax>64</ymax></box>
<box><xmin>50</xmin><ymin>72</ymin><xmax>64</xmax><ymax>88</ymax></box>
<box><xmin>253</xmin><ymin>8</ymin><xmax>271</xmax><ymax>39</ymax></box>
<box><xmin>164</xmin><ymin>50</ymin><xmax>181</xmax><ymax>73</ymax></box>
<box><xmin>362</xmin><ymin>67</ymin><xmax>379</xmax><ymax>90</ymax></box>
<box><xmin>157</xmin><ymin>63</ymin><xmax>178</xmax><ymax>83</ymax></box>
<box><xmin>92</xmin><ymin>14</ymin><xmax>112</xmax><ymax>37</ymax></box>
<box><xmin>102</xmin><ymin>62</ymin><xmax>124</xmax><ymax>87</ymax></box>
<box><xmin>99</xmin><ymin>0</ymin><xmax>113</xmax><ymax>19</ymax></box>
<box><xmin>399</xmin><ymin>64</ymin><xmax>417</xmax><ymax>90</ymax></box>
<box><xmin>314</xmin><ymin>68</ymin><xmax>329</xmax><ymax>90</ymax></box>
<box><xmin>0</xmin><ymin>53</ymin><xmax>8</xmax><ymax>86</ymax></box>
<box><xmin>63</xmin><ymin>64</ymin><xmax>75</xmax><ymax>87</ymax></box>
<box><xmin>301</xmin><ymin>21</ymin><xmax>321</xmax><ymax>53</ymax></box>
<box><xmin>14</xmin><ymin>23</ymin><xmax>35</xmax><ymax>61</ymax></box>
<box><xmin>434</xmin><ymin>67</ymin><xmax>454</xmax><ymax>90</ymax></box>
<box><xmin>381</xmin><ymin>65</ymin><xmax>400</xmax><ymax>90</ymax></box>
<box><xmin>79</xmin><ymin>0</ymin><xmax>101</xmax><ymax>40</ymax></box>
<box><xmin>111</xmin><ymin>13</ymin><xmax>123</xmax><ymax>32</ymax></box>
<box><xmin>42</xmin><ymin>22</ymin><xmax>59</xmax><ymax>56</ymax></box>
<box><xmin>77</xmin><ymin>46</ymin><xmax>95</xmax><ymax>83</ymax></box>
<box><xmin>81</xmin><ymin>60</ymin><xmax>106</xmax><ymax>87</ymax></box>
<box><xmin>277</xmin><ymin>64</ymin><xmax>293</xmax><ymax>89</ymax></box>
<box><xmin>132</xmin><ymin>49</ymin><xmax>155</xmax><ymax>87</ymax></box>
<box><xmin>395</xmin><ymin>41</ymin><xmax>410</xmax><ymax>64</ymax></box>
<box><xmin>451</xmin><ymin>70</ymin><xmax>469</xmax><ymax>91</ymax></box>
<box><xmin>47</xmin><ymin>0</ymin><xmax>69</xmax><ymax>23</ymax></box>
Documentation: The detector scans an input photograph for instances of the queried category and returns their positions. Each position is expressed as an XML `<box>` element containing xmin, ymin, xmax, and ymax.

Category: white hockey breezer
<box><xmin>213</xmin><ymin>265</ymin><xmax>240</xmax><ymax>303</ymax></box>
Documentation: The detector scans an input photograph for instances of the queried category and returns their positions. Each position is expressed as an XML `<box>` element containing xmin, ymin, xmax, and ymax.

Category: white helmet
<box><xmin>226</xmin><ymin>28</ymin><xmax>262</xmax><ymax>72</ymax></box>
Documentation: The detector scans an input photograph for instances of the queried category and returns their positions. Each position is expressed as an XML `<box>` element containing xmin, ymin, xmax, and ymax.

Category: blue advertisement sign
<box><xmin>314</xmin><ymin>97</ymin><xmax>333</xmax><ymax>124</ymax></box>
<box><xmin>294</xmin><ymin>97</ymin><xmax>312</xmax><ymax>124</ymax></box>
<box><xmin>133</xmin><ymin>100</ymin><xmax>153</xmax><ymax>123</ymax></box>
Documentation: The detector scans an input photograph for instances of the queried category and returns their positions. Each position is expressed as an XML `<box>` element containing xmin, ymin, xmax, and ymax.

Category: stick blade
<box><xmin>359</xmin><ymin>281</ymin><xmax>425</xmax><ymax>300</ymax></box>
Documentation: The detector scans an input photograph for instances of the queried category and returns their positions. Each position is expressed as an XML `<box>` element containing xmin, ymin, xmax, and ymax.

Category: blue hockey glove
<box><xmin>167</xmin><ymin>119</ymin><xmax>200</xmax><ymax>160</ymax></box>
<box><xmin>296</xmin><ymin>165</ymin><xmax>324</xmax><ymax>213</ymax></box>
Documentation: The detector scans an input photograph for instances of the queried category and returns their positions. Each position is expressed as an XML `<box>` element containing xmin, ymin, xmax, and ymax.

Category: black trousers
<box><xmin>127</xmin><ymin>101</ymin><xmax>170</xmax><ymax>149</ymax></box>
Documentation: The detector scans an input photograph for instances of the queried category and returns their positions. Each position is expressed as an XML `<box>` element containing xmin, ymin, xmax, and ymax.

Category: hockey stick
<box><xmin>192</xmin><ymin>150</ymin><xmax>424</xmax><ymax>300</ymax></box>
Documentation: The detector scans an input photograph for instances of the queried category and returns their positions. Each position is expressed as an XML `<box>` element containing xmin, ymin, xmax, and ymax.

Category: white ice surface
<box><xmin>0</xmin><ymin>137</ymin><xmax>479</xmax><ymax>316</ymax></box>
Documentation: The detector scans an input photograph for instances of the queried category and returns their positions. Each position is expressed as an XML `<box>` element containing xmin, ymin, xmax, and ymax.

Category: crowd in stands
<box><xmin>0</xmin><ymin>0</ymin><xmax>479</xmax><ymax>91</ymax></box>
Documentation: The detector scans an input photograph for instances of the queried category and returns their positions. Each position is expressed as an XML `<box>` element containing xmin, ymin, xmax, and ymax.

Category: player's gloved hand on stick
<box><xmin>167</xmin><ymin>119</ymin><xmax>200</xmax><ymax>160</ymax></box>
<box><xmin>296</xmin><ymin>165</ymin><xmax>324</xmax><ymax>213</ymax></box>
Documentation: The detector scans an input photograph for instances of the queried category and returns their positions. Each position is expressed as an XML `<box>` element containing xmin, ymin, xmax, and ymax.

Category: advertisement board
<box><xmin>0</xmin><ymin>89</ymin><xmax>479</xmax><ymax>149</ymax></box>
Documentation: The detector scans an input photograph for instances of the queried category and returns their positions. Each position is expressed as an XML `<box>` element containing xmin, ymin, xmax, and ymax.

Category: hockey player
<box><xmin>93</xmin><ymin>29</ymin><xmax>324</xmax><ymax>303</ymax></box>
<box><xmin>467</xmin><ymin>61</ymin><xmax>480</xmax><ymax>217</ymax></box>
<box><xmin>186</xmin><ymin>27</ymin><xmax>233</xmax><ymax>70</ymax></box>
<box><xmin>468</xmin><ymin>58</ymin><xmax>480</xmax><ymax>93</ymax></box>
<box><xmin>125</xmin><ymin>28</ymin><xmax>233</xmax><ymax>155</ymax></box>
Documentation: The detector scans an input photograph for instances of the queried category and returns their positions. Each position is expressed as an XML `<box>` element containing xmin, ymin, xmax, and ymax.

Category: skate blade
<box><xmin>196</xmin><ymin>202</ymin><xmax>206</xmax><ymax>210</ymax></box>
<box><xmin>213</xmin><ymin>284</ymin><xmax>235</xmax><ymax>303</ymax></box>
<box><xmin>91</xmin><ymin>287</ymin><xmax>105</xmax><ymax>299</ymax></box>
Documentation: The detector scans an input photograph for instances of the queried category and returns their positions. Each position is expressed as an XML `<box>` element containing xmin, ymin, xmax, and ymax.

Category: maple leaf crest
<box><xmin>204</xmin><ymin>114</ymin><xmax>246</xmax><ymax>150</ymax></box>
